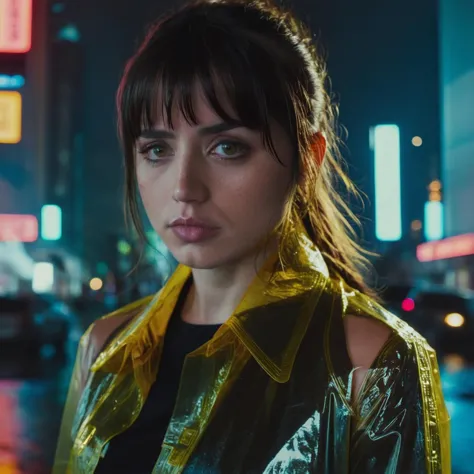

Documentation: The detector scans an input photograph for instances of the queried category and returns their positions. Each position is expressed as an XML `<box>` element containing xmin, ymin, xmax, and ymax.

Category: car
<box><xmin>0</xmin><ymin>294</ymin><xmax>73</xmax><ymax>355</ymax></box>
<box><xmin>0</xmin><ymin>296</ymin><xmax>37</xmax><ymax>351</ymax></box>
<box><xmin>379</xmin><ymin>284</ymin><xmax>413</xmax><ymax>315</ymax></box>
<box><xmin>400</xmin><ymin>286</ymin><xmax>474</xmax><ymax>354</ymax></box>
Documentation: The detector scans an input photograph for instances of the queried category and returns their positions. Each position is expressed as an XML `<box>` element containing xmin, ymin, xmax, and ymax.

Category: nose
<box><xmin>172</xmin><ymin>151</ymin><xmax>209</xmax><ymax>204</ymax></box>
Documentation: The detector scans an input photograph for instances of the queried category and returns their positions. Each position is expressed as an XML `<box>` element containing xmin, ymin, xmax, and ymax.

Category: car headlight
<box><xmin>444</xmin><ymin>313</ymin><xmax>465</xmax><ymax>328</ymax></box>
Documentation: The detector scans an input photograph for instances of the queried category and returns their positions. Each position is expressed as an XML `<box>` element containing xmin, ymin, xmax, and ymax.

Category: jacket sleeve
<box><xmin>52</xmin><ymin>300</ymin><xmax>149</xmax><ymax>473</ymax></box>
<box><xmin>349</xmin><ymin>334</ymin><xmax>451</xmax><ymax>474</ymax></box>
<box><xmin>52</xmin><ymin>323</ymin><xmax>96</xmax><ymax>474</ymax></box>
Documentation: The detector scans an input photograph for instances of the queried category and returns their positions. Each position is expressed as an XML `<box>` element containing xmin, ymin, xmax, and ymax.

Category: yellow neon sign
<box><xmin>0</xmin><ymin>91</ymin><xmax>22</xmax><ymax>143</ymax></box>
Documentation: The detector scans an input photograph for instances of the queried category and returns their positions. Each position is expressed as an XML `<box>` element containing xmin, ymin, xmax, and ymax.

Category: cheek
<box><xmin>136</xmin><ymin>160</ymin><xmax>154</xmax><ymax>188</ymax></box>
<box><xmin>223</xmin><ymin>165</ymin><xmax>291</xmax><ymax>222</ymax></box>
<box><xmin>136</xmin><ymin>164</ymin><xmax>166</xmax><ymax>213</ymax></box>
<box><xmin>260</xmin><ymin>159</ymin><xmax>292</xmax><ymax>201</ymax></box>
<box><xmin>136</xmin><ymin>166</ymin><xmax>150</xmax><ymax>205</ymax></box>
<box><xmin>259</xmin><ymin>165</ymin><xmax>293</xmax><ymax>222</ymax></box>
<box><xmin>137</xmin><ymin>179</ymin><xmax>149</xmax><ymax>207</ymax></box>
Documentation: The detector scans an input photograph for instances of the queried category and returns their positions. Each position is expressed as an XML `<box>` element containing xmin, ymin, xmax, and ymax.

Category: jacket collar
<box><xmin>92</xmin><ymin>222</ymin><xmax>333</xmax><ymax>383</ymax></box>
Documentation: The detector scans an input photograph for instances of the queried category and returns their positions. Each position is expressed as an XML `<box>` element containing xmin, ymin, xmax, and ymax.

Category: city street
<box><xmin>0</xmin><ymin>345</ymin><xmax>473</xmax><ymax>473</ymax></box>
<box><xmin>1</xmin><ymin>0</ymin><xmax>472</xmax><ymax>472</ymax></box>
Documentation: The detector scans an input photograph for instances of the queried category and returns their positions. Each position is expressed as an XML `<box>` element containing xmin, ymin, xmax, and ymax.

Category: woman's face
<box><xmin>135</xmin><ymin>92</ymin><xmax>294</xmax><ymax>270</ymax></box>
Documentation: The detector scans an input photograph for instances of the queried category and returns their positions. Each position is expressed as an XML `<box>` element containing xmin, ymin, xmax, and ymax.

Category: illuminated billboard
<box><xmin>0</xmin><ymin>90</ymin><xmax>21</xmax><ymax>143</ymax></box>
<box><xmin>424</xmin><ymin>201</ymin><xmax>444</xmax><ymax>242</ymax></box>
<box><xmin>371</xmin><ymin>124</ymin><xmax>402</xmax><ymax>241</ymax></box>
<box><xmin>417</xmin><ymin>233</ymin><xmax>474</xmax><ymax>262</ymax></box>
<box><xmin>0</xmin><ymin>74</ymin><xmax>25</xmax><ymax>89</ymax></box>
<box><xmin>0</xmin><ymin>214</ymin><xmax>38</xmax><ymax>242</ymax></box>
<box><xmin>0</xmin><ymin>0</ymin><xmax>32</xmax><ymax>53</ymax></box>
<box><xmin>40</xmin><ymin>205</ymin><xmax>62</xmax><ymax>241</ymax></box>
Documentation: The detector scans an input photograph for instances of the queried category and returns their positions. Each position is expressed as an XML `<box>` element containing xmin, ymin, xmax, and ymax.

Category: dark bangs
<box><xmin>117</xmin><ymin>3</ymin><xmax>302</xmax><ymax>162</ymax></box>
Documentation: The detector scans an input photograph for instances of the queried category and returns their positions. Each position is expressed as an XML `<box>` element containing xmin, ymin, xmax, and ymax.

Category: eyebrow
<box><xmin>139</xmin><ymin>121</ymin><xmax>244</xmax><ymax>139</ymax></box>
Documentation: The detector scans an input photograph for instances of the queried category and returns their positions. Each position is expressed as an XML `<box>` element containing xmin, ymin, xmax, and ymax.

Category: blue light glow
<box><xmin>0</xmin><ymin>75</ymin><xmax>25</xmax><ymax>89</ymax></box>
<box><xmin>424</xmin><ymin>201</ymin><xmax>444</xmax><ymax>241</ymax></box>
<box><xmin>41</xmin><ymin>205</ymin><xmax>62</xmax><ymax>241</ymax></box>
<box><xmin>371</xmin><ymin>124</ymin><xmax>402</xmax><ymax>241</ymax></box>
<box><xmin>57</xmin><ymin>24</ymin><xmax>81</xmax><ymax>42</ymax></box>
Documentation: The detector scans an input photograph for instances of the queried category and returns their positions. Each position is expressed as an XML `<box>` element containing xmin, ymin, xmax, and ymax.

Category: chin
<box><xmin>163</xmin><ymin>232</ymin><xmax>272</xmax><ymax>271</ymax></box>
<box><xmin>169</xmin><ymin>245</ymin><xmax>230</xmax><ymax>270</ymax></box>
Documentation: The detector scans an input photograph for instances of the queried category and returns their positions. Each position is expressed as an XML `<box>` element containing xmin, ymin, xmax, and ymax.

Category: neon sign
<box><xmin>0</xmin><ymin>0</ymin><xmax>32</xmax><ymax>53</ymax></box>
<box><xmin>0</xmin><ymin>91</ymin><xmax>22</xmax><ymax>143</ymax></box>
<box><xmin>417</xmin><ymin>234</ymin><xmax>474</xmax><ymax>262</ymax></box>
<box><xmin>0</xmin><ymin>214</ymin><xmax>38</xmax><ymax>242</ymax></box>
<box><xmin>0</xmin><ymin>74</ymin><xmax>25</xmax><ymax>89</ymax></box>
<box><xmin>371</xmin><ymin>124</ymin><xmax>402</xmax><ymax>242</ymax></box>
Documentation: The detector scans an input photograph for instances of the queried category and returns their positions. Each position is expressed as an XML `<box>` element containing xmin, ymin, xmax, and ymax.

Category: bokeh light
<box><xmin>89</xmin><ymin>277</ymin><xmax>103</xmax><ymax>291</ymax></box>
<box><xmin>401</xmin><ymin>298</ymin><xmax>415</xmax><ymax>312</ymax></box>
<box><xmin>411</xmin><ymin>220</ymin><xmax>422</xmax><ymax>231</ymax></box>
<box><xmin>444</xmin><ymin>313</ymin><xmax>465</xmax><ymax>328</ymax></box>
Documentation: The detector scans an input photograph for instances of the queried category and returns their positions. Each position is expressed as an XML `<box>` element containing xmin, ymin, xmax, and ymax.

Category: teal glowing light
<box><xmin>371</xmin><ymin>124</ymin><xmax>402</xmax><ymax>241</ymax></box>
<box><xmin>0</xmin><ymin>74</ymin><xmax>25</xmax><ymax>89</ymax></box>
<box><xmin>41</xmin><ymin>205</ymin><xmax>62</xmax><ymax>241</ymax></box>
<box><xmin>424</xmin><ymin>201</ymin><xmax>444</xmax><ymax>241</ymax></box>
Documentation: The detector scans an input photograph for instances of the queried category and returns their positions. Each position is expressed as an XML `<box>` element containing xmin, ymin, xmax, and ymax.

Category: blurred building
<box><xmin>46</xmin><ymin>35</ymin><xmax>84</xmax><ymax>253</ymax></box>
<box><xmin>416</xmin><ymin>0</ymin><xmax>474</xmax><ymax>290</ymax></box>
<box><xmin>0</xmin><ymin>0</ymin><xmax>48</xmax><ymax>216</ymax></box>
<box><xmin>0</xmin><ymin>0</ymin><xmax>48</xmax><ymax>293</ymax></box>
<box><xmin>38</xmin><ymin>27</ymin><xmax>86</xmax><ymax>297</ymax></box>
<box><xmin>439</xmin><ymin>0</ymin><xmax>474</xmax><ymax>236</ymax></box>
<box><xmin>0</xmin><ymin>0</ymin><xmax>85</xmax><ymax>296</ymax></box>
<box><xmin>302</xmin><ymin>0</ymin><xmax>440</xmax><ymax>247</ymax></box>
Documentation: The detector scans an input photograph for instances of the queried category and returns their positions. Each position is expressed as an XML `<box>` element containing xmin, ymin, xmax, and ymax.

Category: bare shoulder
<box><xmin>343</xmin><ymin>313</ymin><xmax>393</xmax><ymax>399</ymax></box>
<box><xmin>343</xmin><ymin>314</ymin><xmax>393</xmax><ymax>368</ymax></box>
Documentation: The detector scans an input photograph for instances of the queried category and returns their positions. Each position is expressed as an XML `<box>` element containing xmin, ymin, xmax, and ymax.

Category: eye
<box><xmin>138</xmin><ymin>143</ymin><xmax>171</xmax><ymax>164</ymax></box>
<box><xmin>211</xmin><ymin>141</ymin><xmax>249</xmax><ymax>159</ymax></box>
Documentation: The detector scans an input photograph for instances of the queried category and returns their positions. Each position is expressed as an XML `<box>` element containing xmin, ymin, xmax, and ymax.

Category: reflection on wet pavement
<box><xmin>0</xmin><ymin>349</ymin><xmax>473</xmax><ymax>473</ymax></box>
<box><xmin>441</xmin><ymin>355</ymin><xmax>474</xmax><ymax>474</ymax></box>
<box><xmin>0</xmin><ymin>348</ymin><xmax>73</xmax><ymax>474</ymax></box>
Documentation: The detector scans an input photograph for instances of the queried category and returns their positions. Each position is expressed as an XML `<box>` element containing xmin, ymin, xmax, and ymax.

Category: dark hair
<box><xmin>117</xmin><ymin>0</ymin><xmax>373</xmax><ymax>295</ymax></box>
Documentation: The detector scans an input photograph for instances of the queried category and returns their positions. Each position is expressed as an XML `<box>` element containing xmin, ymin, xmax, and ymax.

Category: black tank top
<box><xmin>95</xmin><ymin>282</ymin><xmax>220</xmax><ymax>474</ymax></box>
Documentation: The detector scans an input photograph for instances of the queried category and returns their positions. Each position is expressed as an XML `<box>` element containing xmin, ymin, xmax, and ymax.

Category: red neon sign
<box><xmin>417</xmin><ymin>233</ymin><xmax>474</xmax><ymax>262</ymax></box>
<box><xmin>0</xmin><ymin>214</ymin><xmax>38</xmax><ymax>242</ymax></box>
<box><xmin>0</xmin><ymin>0</ymin><xmax>32</xmax><ymax>53</ymax></box>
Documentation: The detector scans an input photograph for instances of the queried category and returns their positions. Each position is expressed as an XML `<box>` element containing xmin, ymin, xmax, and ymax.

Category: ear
<box><xmin>311</xmin><ymin>132</ymin><xmax>327</xmax><ymax>167</ymax></box>
<box><xmin>298</xmin><ymin>132</ymin><xmax>327</xmax><ymax>187</ymax></box>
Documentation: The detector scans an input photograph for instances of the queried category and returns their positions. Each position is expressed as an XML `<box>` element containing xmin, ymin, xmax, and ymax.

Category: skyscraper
<box><xmin>439</xmin><ymin>0</ymin><xmax>474</xmax><ymax>237</ymax></box>
<box><xmin>415</xmin><ymin>0</ymin><xmax>474</xmax><ymax>290</ymax></box>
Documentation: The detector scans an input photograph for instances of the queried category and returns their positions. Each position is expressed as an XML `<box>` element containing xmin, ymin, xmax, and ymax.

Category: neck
<box><xmin>180</xmin><ymin>244</ymin><xmax>277</xmax><ymax>325</ymax></box>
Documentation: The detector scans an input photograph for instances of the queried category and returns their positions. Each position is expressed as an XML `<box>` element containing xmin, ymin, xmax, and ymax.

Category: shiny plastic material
<box><xmin>53</xmin><ymin>225</ymin><xmax>450</xmax><ymax>473</ymax></box>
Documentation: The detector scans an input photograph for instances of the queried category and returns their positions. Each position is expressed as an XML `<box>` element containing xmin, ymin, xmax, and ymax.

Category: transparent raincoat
<box><xmin>53</xmin><ymin>224</ymin><xmax>450</xmax><ymax>473</ymax></box>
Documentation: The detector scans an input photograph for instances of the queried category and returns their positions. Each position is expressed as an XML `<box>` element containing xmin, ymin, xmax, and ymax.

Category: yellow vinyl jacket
<box><xmin>53</xmin><ymin>227</ymin><xmax>450</xmax><ymax>473</ymax></box>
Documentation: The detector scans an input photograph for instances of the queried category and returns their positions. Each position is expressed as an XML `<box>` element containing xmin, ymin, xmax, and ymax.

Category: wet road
<box><xmin>441</xmin><ymin>355</ymin><xmax>474</xmax><ymax>474</ymax></box>
<box><xmin>0</xmin><ymin>346</ymin><xmax>74</xmax><ymax>474</ymax></box>
<box><xmin>1</xmin><ymin>347</ymin><xmax>473</xmax><ymax>473</ymax></box>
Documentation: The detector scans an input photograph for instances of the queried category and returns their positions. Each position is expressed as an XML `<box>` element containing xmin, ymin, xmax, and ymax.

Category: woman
<box><xmin>54</xmin><ymin>0</ymin><xmax>450</xmax><ymax>472</ymax></box>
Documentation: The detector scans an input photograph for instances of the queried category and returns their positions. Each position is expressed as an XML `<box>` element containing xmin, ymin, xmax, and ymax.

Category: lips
<box><xmin>168</xmin><ymin>217</ymin><xmax>217</xmax><ymax>229</ymax></box>
<box><xmin>168</xmin><ymin>217</ymin><xmax>219</xmax><ymax>243</ymax></box>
